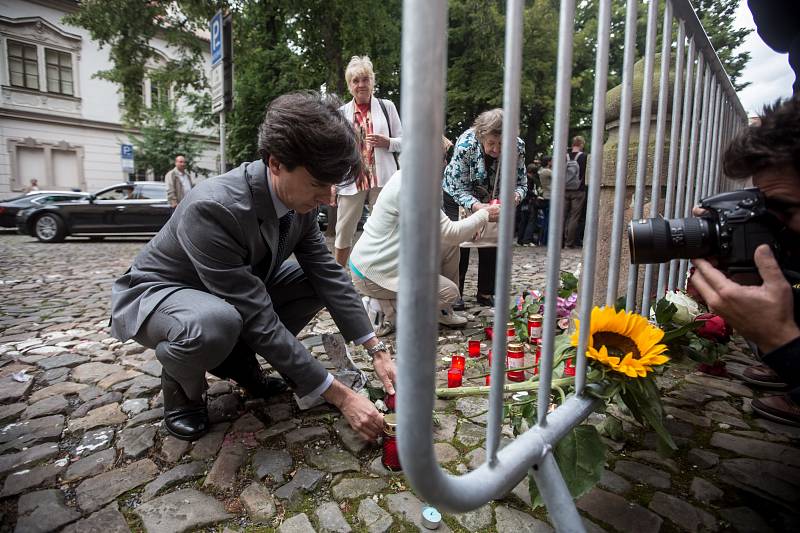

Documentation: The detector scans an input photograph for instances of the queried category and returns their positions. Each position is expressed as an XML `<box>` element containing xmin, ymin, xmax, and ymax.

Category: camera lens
<box><xmin>628</xmin><ymin>217</ymin><xmax>716</xmax><ymax>264</ymax></box>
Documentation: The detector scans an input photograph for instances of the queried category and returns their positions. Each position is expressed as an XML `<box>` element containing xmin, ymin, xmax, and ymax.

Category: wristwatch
<box><xmin>366</xmin><ymin>341</ymin><xmax>389</xmax><ymax>358</ymax></box>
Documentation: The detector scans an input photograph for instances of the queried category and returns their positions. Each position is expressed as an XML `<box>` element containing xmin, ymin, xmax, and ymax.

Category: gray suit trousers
<box><xmin>133</xmin><ymin>260</ymin><xmax>324</xmax><ymax>400</ymax></box>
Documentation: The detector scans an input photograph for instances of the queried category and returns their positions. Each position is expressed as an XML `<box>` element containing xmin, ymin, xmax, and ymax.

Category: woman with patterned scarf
<box><xmin>334</xmin><ymin>56</ymin><xmax>403</xmax><ymax>268</ymax></box>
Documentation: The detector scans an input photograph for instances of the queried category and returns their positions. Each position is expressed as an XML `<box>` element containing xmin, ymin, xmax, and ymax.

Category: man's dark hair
<box><xmin>724</xmin><ymin>95</ymin><xmax>800</xmax><ymax>179</ymax></box>
<box><xmin>541</xmin><ymin>155</ymin><xmax>553</xmax><ymax>167</ymax></box>
<box><xmin>257</xmin><ymin>91</ymin><xmax>362</xmax><ymax>186</ymax></box>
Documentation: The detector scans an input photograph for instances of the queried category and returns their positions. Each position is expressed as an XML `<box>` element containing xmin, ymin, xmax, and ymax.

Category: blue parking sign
<box><xmin>210</xmin><ymin>11</ymin><xmax>223</xmax><ymax>66</ymax></box>
<box><xmin>121</xmin><ymin>144</ymin><xmax>133</xmax><ymax>159</ymax></box>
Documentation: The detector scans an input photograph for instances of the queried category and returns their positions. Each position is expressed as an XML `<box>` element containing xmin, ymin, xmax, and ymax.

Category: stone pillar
<box><xmin>592</xmin><ymin>55</ymin><xmax>673</xmax><ymax>308</ymax></box>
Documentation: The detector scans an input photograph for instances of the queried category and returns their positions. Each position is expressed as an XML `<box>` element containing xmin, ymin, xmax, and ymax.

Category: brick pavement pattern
<box><xmin>0</xmin><ymin>233</ymin><xmax>799</xmax><ymax>531</ymax></box>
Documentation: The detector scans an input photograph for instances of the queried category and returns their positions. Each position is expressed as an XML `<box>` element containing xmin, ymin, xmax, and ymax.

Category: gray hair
<box><xmin>473</xmin><ymin>108</ymin><xmax>503</xmax><ymax>141</ymax></box>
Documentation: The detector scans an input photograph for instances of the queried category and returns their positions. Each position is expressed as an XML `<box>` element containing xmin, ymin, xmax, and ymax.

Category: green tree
<box><xmin>693</xmin><ymin>0</ymin><xmax>751</xmax><ymax>91</ymax></box>
<box><xmin>131</xmin><ymin>104</ymin><xmax>205</xmax><ymax>180</ymax></box>
<box><xmin>63</xmin><ymin>0</ymin><xmax>218</xmax><ymax>125</ymax></box>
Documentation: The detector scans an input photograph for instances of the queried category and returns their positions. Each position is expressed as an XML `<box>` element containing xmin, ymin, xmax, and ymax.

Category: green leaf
<box><xmin>620</xmin><ymin>378</ymin><xmax>677</xmax><ymax>450</ymax></box>
<box><xmin>614</xmin><ymin>296</ymin><xmax>626</xmax><ymax>312</ymax></box>
<box><xmin>598</xmin><ymin>415</ymin><xmax>624</xmax><ymax>441</ymax></box>
<box><xmin>528</xmin><ymin>425</ymin><xmax>607</xmax><ymax>508</ymax></box>
<box><xmin>661</xmin><ymin>321</ymin><xmax>702</xmax><ymax>343</ymax></box>
<box><xmin>653</xmin><ymin>298</ymin><xmax>677</xmax><ymax>326</ymax></box>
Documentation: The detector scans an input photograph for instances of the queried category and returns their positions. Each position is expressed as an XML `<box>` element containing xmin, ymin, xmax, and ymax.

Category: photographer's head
<box><xmin>258</xmin><ymin>92</ymin><xmax>362</xmax><ymax>213</ymax></box>
<box><xmin>724</xmin><ymin>95</ymin><xmax>800</xmax><ymax>233</ymax></box>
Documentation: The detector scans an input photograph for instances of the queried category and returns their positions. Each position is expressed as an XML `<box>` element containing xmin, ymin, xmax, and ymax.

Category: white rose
<box><xmin>664</xmin><ymin>290</ymin><xmax>701</xmax><ymax>325</ymax></box>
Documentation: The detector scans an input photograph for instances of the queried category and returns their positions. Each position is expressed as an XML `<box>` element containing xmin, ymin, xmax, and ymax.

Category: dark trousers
<box><xmin>563</xmin><ymin>189</ymin><xmax>586</xmax><ymax>247</ymax></box>
<box><xmin>458</xmin><ymin>247</ymin><xmax>497</xmax><ymax>296</ymax></box>
<box><xmin>536</xmin><ymin>200</ymin><xmax>550</xmax><ymax>246</ymax></box>
<box><xmin>133</xmin><ymin>261</ymin><xmax>323</xmax><ymax>400</ymax></box>
<box><xmin>516</xmin><ymin>203</ymin><xmax>536</xmax><ymax>244</ymax></box>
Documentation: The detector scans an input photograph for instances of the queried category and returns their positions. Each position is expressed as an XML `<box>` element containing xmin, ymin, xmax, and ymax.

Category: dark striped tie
<box><xmin>276</xmin><ymin>210</ymin><xmax>295</xmax><ymax>261</ymax></box>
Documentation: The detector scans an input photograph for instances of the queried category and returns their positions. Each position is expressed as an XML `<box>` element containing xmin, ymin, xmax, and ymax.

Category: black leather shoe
<box><xmin>209</xmin><ymin>351</ymin><xmax>289</xmax><ymax>399</ymax></box>
<box><xmin>476</xmin><ymin>294</ymin><xmax>495</xmax><ymax>307</ymax></box>
<box><xmin>162</xmin><ymin>372</ymin><xmax>209</xmax><ymax>441</ymax></box>
<box><xmin>452</xmin><ymin>298</ymin><xmax>466</xmax><ymax>312</ymax></box>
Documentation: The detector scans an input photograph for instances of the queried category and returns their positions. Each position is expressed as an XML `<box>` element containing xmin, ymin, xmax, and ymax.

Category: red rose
<box><xmin>694</xmin><ymin>313</ymin><xmax>731</xmax><ymax>343</ymax></box>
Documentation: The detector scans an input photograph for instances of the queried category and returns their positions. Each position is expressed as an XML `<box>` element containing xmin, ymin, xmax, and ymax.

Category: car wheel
<box><xmin>34</xmin><ymin>213</ymin><xmax>67</xmax><ymax>243</ymax></box>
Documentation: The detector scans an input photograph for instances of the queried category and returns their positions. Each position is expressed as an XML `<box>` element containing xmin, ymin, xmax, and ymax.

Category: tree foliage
<box><xmin>131</xmin><ymin>104</ymin><xmax>205</xmax><ymax>180</ymax></box>
<box><xmin>66</xmin><ymin>0</ymin><xmax>751</xmax><ymax>167</ymax></box>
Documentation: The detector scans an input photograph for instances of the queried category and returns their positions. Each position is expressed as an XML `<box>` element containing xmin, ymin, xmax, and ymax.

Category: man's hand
<box><xmin>691</xmin><ymin>244</ymin><xmax>800</xmax><ymax>353</ymax></box>
<box><xmin>366</xmin><ymin>133</ymin><xmax>390</xmax><ymax>149</ymax></box>
<box><xmin>322</xmin><ymin>379</ymin><xmax>384</xmax><ymax>441</ymax></box>
<box><xmin>372</xmin><ymin>351</ymin><xmax>396</xmax><ymax>395</ymax></box>
<box><xmin>363</xmin><ymin>338</ymin><xmax>396</xmax><ymax>395</ymax></box>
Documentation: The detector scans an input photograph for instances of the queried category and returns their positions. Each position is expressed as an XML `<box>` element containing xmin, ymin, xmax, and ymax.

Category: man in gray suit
<box><xmin>110</xmin><ymin>92</ymin><xmax>396</xmax><ymax>442</ymax></box>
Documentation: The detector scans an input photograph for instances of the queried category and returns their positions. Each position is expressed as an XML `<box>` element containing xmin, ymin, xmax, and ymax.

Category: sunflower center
<box><xmin>593</xmin><ymin>332</ymin><xmax>640</xmax><ymax>359</ymax></box>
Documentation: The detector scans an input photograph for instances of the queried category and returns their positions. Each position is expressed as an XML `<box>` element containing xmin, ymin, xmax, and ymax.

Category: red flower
<box><xmin>694</xmin><ymin>313</ymin><xmax>731</xmax><ymax>343</ymax></box>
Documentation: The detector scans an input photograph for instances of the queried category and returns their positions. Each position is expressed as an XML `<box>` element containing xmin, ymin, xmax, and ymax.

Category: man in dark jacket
<box><xmin>110</xmin><ymin>92</ymin><xmax>396</xmax><ymax>441</ymax></box>
<box><xmin>692</xmin><ymin>96</ymin><xmax>800</xmax><ymax>427</ymax></box>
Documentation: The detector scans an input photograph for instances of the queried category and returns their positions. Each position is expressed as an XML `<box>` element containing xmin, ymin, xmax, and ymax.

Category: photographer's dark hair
<box><xmin>723</xmin><ymin>95</ymin><xmax>800</xmax><ymax>180</ymax></box>
<box><xmin>257</xmin><ymin>91</ymin><xmax>362</xmax><ymax>186</ymax></box>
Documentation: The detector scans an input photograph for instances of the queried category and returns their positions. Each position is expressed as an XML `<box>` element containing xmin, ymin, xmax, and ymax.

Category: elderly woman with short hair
<box><xmin>442</xmin><ymin>108</ymin><xmax>527</xmax><ymax>308</ymax></box>
<box><xmin>334</xmin><ymin>55</ymin><xmax>403</xmax><ymax>267</ymax></box>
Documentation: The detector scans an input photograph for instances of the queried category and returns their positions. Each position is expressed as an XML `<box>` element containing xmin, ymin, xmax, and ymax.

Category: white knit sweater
<box><xmin>350</xmin><ymin>170</ymin><xmax>490</xmax><ymax>292</ymax></box>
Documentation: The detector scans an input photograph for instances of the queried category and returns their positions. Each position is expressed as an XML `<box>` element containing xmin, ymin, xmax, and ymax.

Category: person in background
<box><xmin>25</xmin><ymin>179</ymin><xmax>39</xmax><ymax>193</ymax></box>
<box><xmin>516</xmin><ymin>161</ymin><xmax>541</xmax><ymax>246</ymax></box>
<box><xmin>536</xmin><ymin>155</ymin><xmax>553</xmax><ymax>246</ymax></box>
<box><xmin>334</xmin><ymin>55</ymin><xmax>402</xmax><ymax>268</ymax></box>
<box><xmin>564</xmin><ymin>136</ymin><xmax>588</xmax><ymax>248</ymax></box>
<box><xmin>442</xmin><ymin>109</ymin><xmax>527</xmax><ymax>308</ymax></box>
<box><xmin>165</xmin><ymin>155</ymin><xmax>195</xmax><ymax>208</ymax></box>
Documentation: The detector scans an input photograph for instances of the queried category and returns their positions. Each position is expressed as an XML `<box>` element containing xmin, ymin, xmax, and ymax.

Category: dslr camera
<box><xmin>627</xmin><ymin>188</ymin><xmax>787</xmax><ymax>274</ymax></box>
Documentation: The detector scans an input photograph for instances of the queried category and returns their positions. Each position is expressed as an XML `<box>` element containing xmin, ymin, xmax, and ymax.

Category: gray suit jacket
<box><xmin>110</xmin><ymin>160</ymin><xmax>372</xmax><ymax>396</ymax></box>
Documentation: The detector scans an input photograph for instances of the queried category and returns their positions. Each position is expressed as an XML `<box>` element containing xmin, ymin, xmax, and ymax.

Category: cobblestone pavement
<box><xmin>1</xmin><ymin>233</ymin><xmax>799</xmax><ymax>532</ymax></box>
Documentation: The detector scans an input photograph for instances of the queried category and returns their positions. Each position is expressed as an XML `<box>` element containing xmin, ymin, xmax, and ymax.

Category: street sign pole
<box><xmin>219</xmin><ymin>110</ymin><xmax>226</xmax><ymax>173</ymax></box>
<box><xmin>210</xmin><ymin>10</ymin><xmax>226</xmax><ymax>173</ymax></box>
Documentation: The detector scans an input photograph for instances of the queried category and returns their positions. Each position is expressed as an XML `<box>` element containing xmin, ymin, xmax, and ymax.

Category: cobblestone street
<box><xmin>0</xmin><ymin>232</ymin><xmax>798</xmax><ymax>532</ymax></box>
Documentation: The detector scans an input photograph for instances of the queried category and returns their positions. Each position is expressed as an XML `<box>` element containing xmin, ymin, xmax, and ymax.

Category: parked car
<box><xmin>17</xmin><ymin>182</ymin><xmax>171</xmax><ymax>243</ymax></box>
<box><xmin>0</xmin><ymin>190</ymin><xmax>88</xmax><ymax>228</ymax></box>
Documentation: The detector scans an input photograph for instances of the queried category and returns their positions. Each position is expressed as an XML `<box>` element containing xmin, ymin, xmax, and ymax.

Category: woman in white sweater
<box><xmin>349</xmin><ymin>170</ymin><xmax>500</xmax><ymax>335</ymax></box>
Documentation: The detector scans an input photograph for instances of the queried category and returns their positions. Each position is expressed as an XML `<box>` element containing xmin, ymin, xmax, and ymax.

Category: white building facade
<box><xmin>0</xmin><ymin>0</ymin><xmax>218</xmax><ymax>198</ymax></box>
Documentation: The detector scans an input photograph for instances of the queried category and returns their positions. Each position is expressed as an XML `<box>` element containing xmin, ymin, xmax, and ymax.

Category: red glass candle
<box><xmin>484</xmin><ymin>326</ymin><xmax>494</xmax><ymax>340</ymax></box>
<box><xmin>447</xmin><ymin>367</ymin><xmax>463</xmax><ymax>388</ymax></box>
<box><xmin>564</xmin><ymin>357</ymin><xmax>576</xmax><ymax>377</ymax></box>
<box><xmin>485</xmin><ymin>350</ymin><xmax>492</xmax><ymax>385</ymax></box>
<box><xmin>468</xmin><ymin>339</ymin><xmax>481</xmax><ymax>358</ymax></box>
<box><xmin>506</xmin><ymin>322</ymin><xmax>516</xmax><ymax>341</ymax></box>
<box><xmin>382</xmin><ymin>414</ymin><xmax>401</xmax><ymax>471</ymax></box>
<box><xmin>534</xmin><ymin>339</ymin><xmax>542</xmax><ymax>376</ymax></box>
<box><xmin>384</xmin><ymin>393</ymin><xmax>396</xmax><ymax>412</ymax></box>
<box><xmin>528</xmin><ymin>313</ymin><xmax>543</xmax><ymax>341</ymax></box>
<box><xmin>507</xmin><ymin>342</ymin><xmax>525</xmax><ymax>382</ymax></box>
<box><xmin>451</xmin><ymin>353</ymin><xmax>466</xmax><ymax>372</ymax></box>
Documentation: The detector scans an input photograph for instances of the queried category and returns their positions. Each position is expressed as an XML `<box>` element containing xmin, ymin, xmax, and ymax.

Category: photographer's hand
<box><xmin>691</xmin><ymin>245</ymin><xmax>800</xmax><ymax>353</ymax></box>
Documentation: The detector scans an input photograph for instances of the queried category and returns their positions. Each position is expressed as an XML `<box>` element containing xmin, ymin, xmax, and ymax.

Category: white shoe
<box><xmin>439</xmin><ymin>307</ymin><xmax>468</xmax><ymax>328</ymax></box>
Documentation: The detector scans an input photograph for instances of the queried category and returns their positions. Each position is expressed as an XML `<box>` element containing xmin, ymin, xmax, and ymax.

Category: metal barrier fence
<box><xmin>396</xmin><ymin>0</ymin><xmax>748</xmax><ymax>530</ymax></box>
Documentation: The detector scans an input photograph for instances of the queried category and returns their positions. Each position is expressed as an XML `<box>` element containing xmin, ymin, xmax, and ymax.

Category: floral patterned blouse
<box><xmin>442</xmin><ymin>128</ymin><xmax>527</xmax><ymax>210</ymax></box>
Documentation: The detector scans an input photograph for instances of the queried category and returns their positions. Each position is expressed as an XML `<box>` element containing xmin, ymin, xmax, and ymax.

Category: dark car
<box><xmin>0</xmin><ymin>191</ymin><xmax>88</xmax><ymax>228</ymax></box>
<box><xmin>17</xmin><ymin>182</ymin><xmax>172</xmax><ymax>243</ymax></box>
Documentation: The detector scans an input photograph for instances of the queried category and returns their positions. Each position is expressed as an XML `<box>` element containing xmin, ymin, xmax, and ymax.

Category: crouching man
<box><xmin>110</xmin><ymin>92</ymin><xmax>396</xmax><ymax>442</ymax></box>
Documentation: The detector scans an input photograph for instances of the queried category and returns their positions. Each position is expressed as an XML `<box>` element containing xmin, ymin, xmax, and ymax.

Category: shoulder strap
<box><xmin>377</xmin><ymin>98</ymin><xmax>393</xmax><ymax>138</ymax></box>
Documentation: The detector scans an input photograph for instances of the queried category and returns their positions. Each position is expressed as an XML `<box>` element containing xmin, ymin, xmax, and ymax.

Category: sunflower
<box><xmin>570</xmin><ymin>307</ymin><xmax>669</xmax><ymax>378</ymax></box>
